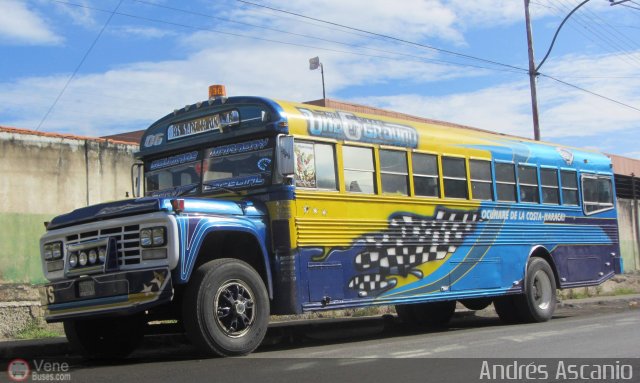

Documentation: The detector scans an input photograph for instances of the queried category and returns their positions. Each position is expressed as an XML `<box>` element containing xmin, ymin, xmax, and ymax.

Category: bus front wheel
<box><xmin>182</xmin><ymin>258</ymin><xmax>269</xmax><ymax>357</ymax></box>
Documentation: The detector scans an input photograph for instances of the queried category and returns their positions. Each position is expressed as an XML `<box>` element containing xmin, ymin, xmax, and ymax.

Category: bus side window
<box><xmin>583</xmin><ymin>176</ymin><xmax>614</xmax><ymax>214</ymax></box>
<box><xmin>518</xmin><ymin>165</ymin><xmax>540</xmax><ymax>203</ymax></box>
<box><xmin>561</xmin><ymin>170</ymin><xmax>579</xmax><ymax>205</ymax></box>
<box><xmin>294</xmin><ymin>141</ymin><xmax>337</xmax><ymax>190</ymax></box>
<box><xmin>495</xmin><ymin>163</ymin><xmax>517</xmax><ymax>202</ymax></box>
<box><xmin>541</xmin><ymin>168</ymin><xmax>559</xmax><ymax>204</ymax></box>
<box><xmin>380</xmin><ymin>149</ymin><xmax>408</xmax><ymax>195</ymax></box>
<box><xmin>412</xmin><ymin>153</ymin><xmax>439</xmax><ymax>197</ymax></box>
<box><xmin>343</xmin><ymin>146</ymin><xmax>375</xmax><ymax>194</ymax></box>
<box><xmin>442</xmin><ymin>157</ymin><xmax>468</xmax><ymax>199</ymax></box>
<box><xmin>470</xmin><ymin>159</ymin><xmax>493</xmax><ymax>200</ymax></box>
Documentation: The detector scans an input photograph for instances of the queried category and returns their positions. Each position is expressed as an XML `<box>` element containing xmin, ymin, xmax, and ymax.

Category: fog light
<box><xmin>98</xmin><ymin>247</ymin><xmax>106</xmax><ymax>263</ymax></box>
<box><xmin>69</xmin><ymin>253</ymin><xmax>78</xmax><ymax>268</ymax></box>
<box><xmin>88</xmin><ymin>249</ymin><xmax>97</xmax><ymax>264</ymax></box>
<box><xmin>79</xmin><ymin>251</ymin><xmax>88</xmax><ymax>266</ymax></box>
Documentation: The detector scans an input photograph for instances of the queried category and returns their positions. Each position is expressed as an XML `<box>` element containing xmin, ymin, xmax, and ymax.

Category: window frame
<box><xmin>581</xmin><ymin>173</ymin><xmax>614</xmax><ymax>215</ymax></box>
<box><xmin>379</xmin><ymin>148</ymin><xmax>409</xmax><ymax>195</ymax></box>
<box><xmin>342</xmin><ymin>144</ymin><xmax>377</xmax><ymax>194</ymax></box>
<box><xmin>494</xmin><ymin>161</ymin><xmax>517</xmax><ymax>202</ymax></box>
<box><xmin>517</xmin><ymin>163</ymin><xmax>540</xmax><ymax>204</ymax></box>
<box><xmin>441</xmin><ymin>155</ymin><xmax>469</xmax><ymax>200</ymax></box>
<box><xmin>469</xmin><ymin>158</ymin><xmax>494</xmax><ymax>201</ymax></box>
<box><xmin>293</xmin><ymin>140</ymin><xmax>338</xmax><ymax>191</ymax></box>
<box><xmin>540</xmin><ymin>166</ymin><xmax>560</xmax><ymax>205</ymax></box>
<box><xmin>411</xmin><ymin>151</ymin><xmax>440</xmax><ymax>198</ymax></box>
<box><xmin>560</xmin><ymin>169</ymin><xmax>579</xmax><ymax>206</ymax></box>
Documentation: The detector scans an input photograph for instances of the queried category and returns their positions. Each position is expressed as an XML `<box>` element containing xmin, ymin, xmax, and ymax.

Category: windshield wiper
<box><xmin>205</xmin><ymin>185</ymin><xmax>241</xmax><ymax>195</ymax></box>
<box><xmin>175</xmin><ymin>184</ymin><xmax>199</xmax><ymax>197</ymax></box>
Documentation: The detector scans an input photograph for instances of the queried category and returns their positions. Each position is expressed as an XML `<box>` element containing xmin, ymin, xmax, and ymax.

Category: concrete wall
<box><xmin>618</xmin><ymin>199</ymin><xmax>640</xmax><ymax>272</ymax></box>
<box><xmin>0</xmin><ymin>128</ymin><xmax>138</xmax><ymax>283</ymax></box>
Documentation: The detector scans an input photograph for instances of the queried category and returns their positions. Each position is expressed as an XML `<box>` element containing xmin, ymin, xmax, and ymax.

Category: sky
<box><xmin>1</xmin><ymin>0</ymin><xmax>639</xmax><ymax>158</ymax></box>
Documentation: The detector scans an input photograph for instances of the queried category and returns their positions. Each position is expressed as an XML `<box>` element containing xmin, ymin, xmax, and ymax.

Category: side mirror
<box><xmin>131</xmin><ymin>163</ymin><xmax>144</xmax><ymax>198</ymax></box>
<box><xmin>276</xmin><ymin>135</ymin><xmax>295</xmax><ymax>177</ymax></box>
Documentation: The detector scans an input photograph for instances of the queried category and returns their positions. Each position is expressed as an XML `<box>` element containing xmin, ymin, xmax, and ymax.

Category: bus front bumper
<box><xmin>40</xmin><ymin>267</ymin><xmax>173</xmax><ymax>323</ymax></box>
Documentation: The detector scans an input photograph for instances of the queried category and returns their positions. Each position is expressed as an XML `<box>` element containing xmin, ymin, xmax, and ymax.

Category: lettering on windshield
<box><xmin>149</xmin><ymin>151</ymin><xmax>199</xmax><ymax>171</ymax></box>
<box><xmin>209</xmin><ymin>138</ymin><xmax>269</xmax><ymax>157</ymax></box>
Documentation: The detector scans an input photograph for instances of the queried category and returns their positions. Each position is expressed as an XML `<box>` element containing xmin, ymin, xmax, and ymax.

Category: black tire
<box><xmin>395</xmin><ymin>304</ymin><xmax>418</xmax><ymax>326</ymax></box>
<box><xmin>396</xmin><ymin>301</ymin><xmax>456</xmax><ymax>328</ymax></box>
<box><xmin>182</xmin><ymin>258</ymin><xmax>269</xmax><ymax>357</ymax></box>
<box><xmin>493</xmin><ymin>296</ymin><xmax>522</xmax><ymax>324</ymax></box>
<box><xmin>516</xmin><ymin>257</ymin><xmax>557</xmax><ymax>322</ymax></box>
<box><xmin>64</xmin><ymin>314</ymin><xmax>145</xmax><ymax>359</ymax></box>
<box><xmin>460</xmin><ymin>298</ymin><xmax>492</xmax><ymax>311</ymax></box>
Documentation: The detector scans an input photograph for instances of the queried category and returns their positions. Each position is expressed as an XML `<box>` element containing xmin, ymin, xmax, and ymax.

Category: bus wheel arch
<box><xmin>190</xmin><ymin>230</ymin><xmax>273</xmax><ymax>299</ymax></box>
<box><xmin>526</xmin><ymin>245</ymin><xmax>560</xmax><ymax>289</ymax></box>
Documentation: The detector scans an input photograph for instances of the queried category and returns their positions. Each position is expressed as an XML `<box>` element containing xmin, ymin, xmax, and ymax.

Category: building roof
<box><xmin>101</xmin><ymin>130</ymin><xmax>145</xmax><ymax>144</ymax></box>
<box><xmin>0</xmin><ymin>125</ymin><xmax>138</xmax><ymax>146</ymax></box>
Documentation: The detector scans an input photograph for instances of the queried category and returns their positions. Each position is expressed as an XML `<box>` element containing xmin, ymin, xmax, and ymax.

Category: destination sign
<box><xmin>167</xmin><ymin>109</ymin><xmax>240</xmax><ymax>141</ymax></box>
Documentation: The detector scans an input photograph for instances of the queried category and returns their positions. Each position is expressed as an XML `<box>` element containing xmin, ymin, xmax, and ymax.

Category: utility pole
<box><xmin>523</xmin><ymin>0</ymin><xmax>592</xmax><ymax>141</ymax></box>
<box><xmin>524</xmin><ymin>0</ymin><xmax>541</xmax><ymax>141</ymax></box>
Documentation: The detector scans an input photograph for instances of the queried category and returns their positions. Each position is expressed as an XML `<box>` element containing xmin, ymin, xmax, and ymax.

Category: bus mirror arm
<box><xmin>131</xmin><ymin>162</ymin><xmax>144</xmax><ymax>198</ymax></box>
<box><xmin>276</xmin><ymin>135</ymin><xmax>295</xmax><ymax>178</ymax></box>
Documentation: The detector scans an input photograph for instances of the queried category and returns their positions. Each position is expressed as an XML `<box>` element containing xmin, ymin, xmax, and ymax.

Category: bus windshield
<box><xmin>202</xmin><ymin>138</ymin><xmax>273</xmax><ymax>192</ymax></box>
<box><xmin>144</xmin><ymin>137</ymin><xmax>274</xmax><ymax>197</ymax></box>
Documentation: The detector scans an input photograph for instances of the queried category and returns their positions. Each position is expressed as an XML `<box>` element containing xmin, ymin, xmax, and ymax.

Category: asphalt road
<box><xmin>4</xmin><ymin>301</ymin><xmax>640</xmax><ymax>383</ymax></box>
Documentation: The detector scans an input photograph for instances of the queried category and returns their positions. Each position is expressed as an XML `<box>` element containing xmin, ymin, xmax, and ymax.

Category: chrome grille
<box><xmin>66</xmin><ymin>224</ymin><xmax>141</xmax><ymax>266</ymax></box>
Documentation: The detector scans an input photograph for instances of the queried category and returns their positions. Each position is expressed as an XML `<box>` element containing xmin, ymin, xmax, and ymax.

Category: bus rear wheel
<box><xmin>494</xmin><ymin>257</ymin><xmax>557</xmax><ymax>324</ymax></box>
<box><xmin>516</xmin><ymin>257</ymin><xmax>557</xmax><ymax>322</ymax></box>
<box><xmin>396</xmin><ymin>301</ymin><xmax>456</xmax><ymax>328</ymax></box>
<box><xmin>182</xmin><ymin>258</ymin><xmax>269</xmax><ymax>357</ymax></box>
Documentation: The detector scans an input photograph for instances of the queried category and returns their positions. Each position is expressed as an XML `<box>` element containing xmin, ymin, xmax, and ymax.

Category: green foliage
<box><xmin>15</xmin><ymin>319</ymin><xmax>63</xmax><ymax>340</ymax></box>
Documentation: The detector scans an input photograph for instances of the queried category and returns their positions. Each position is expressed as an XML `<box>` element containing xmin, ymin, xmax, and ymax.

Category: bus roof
<box><xmin>136</xmin><ymin>95</ymin><xmax>612</xmax><ymax>173</ymax></box>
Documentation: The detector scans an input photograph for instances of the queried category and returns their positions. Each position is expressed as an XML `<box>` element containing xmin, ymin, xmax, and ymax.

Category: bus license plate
<box><xmin>78</xmin><ymin>280</ymin><xmax>95</xmax><ymax>298</ymax></box>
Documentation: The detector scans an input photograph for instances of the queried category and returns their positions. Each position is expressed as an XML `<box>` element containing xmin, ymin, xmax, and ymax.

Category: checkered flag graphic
<box><xmin>348</xmin><ymin>208</ymin><xmax>480</xmax><ymax>294</ymax></box>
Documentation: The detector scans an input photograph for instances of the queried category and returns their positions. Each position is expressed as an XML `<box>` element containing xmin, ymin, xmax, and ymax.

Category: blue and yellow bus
<box><xmin>39</xmin><ymin>86</ymin><xmax>622</xmax><ymax>357</ymax></box>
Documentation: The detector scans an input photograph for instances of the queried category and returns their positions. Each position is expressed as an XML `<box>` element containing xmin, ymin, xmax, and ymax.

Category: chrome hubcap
<box><xmin>214</xmin><ymin>280</ymin><xmax>255</xmax><ymax>338</ymax></box>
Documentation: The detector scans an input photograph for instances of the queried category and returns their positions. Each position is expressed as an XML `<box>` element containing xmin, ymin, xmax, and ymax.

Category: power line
<box><xmin>535</xmin><ymin>0</ymin><xmax>640</xmax><ymax>69</ymax></box>
<box><xmin>36</xmin><ymin>0</ymin><xmax>124</xmax><ymax>131</ymax></box>
<box><xmin>48</xmin><ymin>0</ymin><xmax>640</xmax><ymax>117</ymax></box>
<box><xmin>541</xmin><ymin>73</ymin><xmax>640</xmax><ymax>112</ymax></box>
<box><xmin>52</xmin><ymin>0</ymin><xmax>526</xmax><ymax>76</ymax></box>
<box><xmin>233</xmin><ymin>0</ymin><xmax>529</xmax><ymax>73</ymax></box>
<box><xmin>129</xmin><ymin>0</ymin><xmax>523</xmax><ymax>74</ymax></box>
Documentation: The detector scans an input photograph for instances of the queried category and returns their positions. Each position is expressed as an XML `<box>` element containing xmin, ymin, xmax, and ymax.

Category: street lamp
<box><xmin>309</xmin><ymin>56</ymin><xmax>326</xmax><ymax>99</ymax></box>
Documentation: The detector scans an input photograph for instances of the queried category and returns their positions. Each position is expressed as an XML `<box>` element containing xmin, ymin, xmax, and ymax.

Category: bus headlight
<box><xmin>140</xmin><ymin>227</ymin><xmax>166</xmax><ymax>248</ymax></box>
<box><xmin>44</xmin><ymin>242</ymin><xmax>63</xmax><ymax>260</ymax></box>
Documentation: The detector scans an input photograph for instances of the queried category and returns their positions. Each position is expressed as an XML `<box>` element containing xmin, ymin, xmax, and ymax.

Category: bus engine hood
<box><xmin>46</xmin><ymin>198</ymin><xmax>266</xmax><ymax>231</ymax></box>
